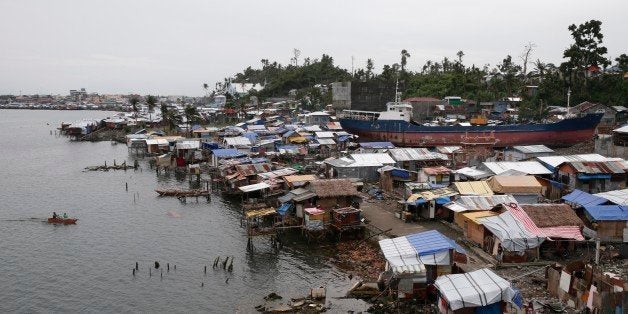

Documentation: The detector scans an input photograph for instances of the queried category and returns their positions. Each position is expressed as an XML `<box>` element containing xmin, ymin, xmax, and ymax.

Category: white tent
<box><xmin>478</xmin><ymin>211</ymin><xmax>545</xmax><ymax>252</ymax></box>
<box><xmin>435</xmin><ymin>268</ymin><xmax>515</xmax><ymax>311</ymax></box>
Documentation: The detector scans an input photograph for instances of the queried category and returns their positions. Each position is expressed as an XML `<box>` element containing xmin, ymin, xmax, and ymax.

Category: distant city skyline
<box><xmin>1</xmin><ymin>0</ymin><xmax>626</xmax><ymax>96</ymax></box>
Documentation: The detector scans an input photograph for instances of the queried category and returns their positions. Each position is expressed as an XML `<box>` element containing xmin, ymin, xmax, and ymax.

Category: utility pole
<box><xmin>567</xmin><ymin>88</ymin><xmax>571</xmax><ymax>116</ymax></box>
<box><xmin>351</xmin><ymin>56</ymin><xmax>355</xmax><ymax>76</ymax></box>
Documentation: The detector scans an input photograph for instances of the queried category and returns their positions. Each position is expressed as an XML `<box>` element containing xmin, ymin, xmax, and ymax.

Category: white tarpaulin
<box><xmin>478</xmin><ymin>211</ymin><xmax>545</xmax><ymax>252</ymax></box>
<box><xmin>434</xmin><ymin>268</ymin><xmax>515</xmax><ymax>311</ymax></box>
<box><xmin>379</xmin><ymin>230</ymin><xmax>466</xmax><ymax>267</ymax></box>
<box><xmin>238</xmin><ymin>182</ymin><xmax>270</xmax><ymax>193</ymax></box>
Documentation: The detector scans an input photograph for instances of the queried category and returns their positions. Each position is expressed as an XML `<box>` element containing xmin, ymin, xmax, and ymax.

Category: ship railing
<box><xmin>340</xmin><ymin>110</ymin><xmax>379</xmax><ymax>122</ymax></box>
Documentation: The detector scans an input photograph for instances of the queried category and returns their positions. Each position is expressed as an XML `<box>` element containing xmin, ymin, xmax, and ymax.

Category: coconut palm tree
<box><xmin>203</xmin><ymin>83</ymin><xmax>209</xmax><ymax>97</ymax></box>
<box><xmin>129</xmin><ymin>96</ymin><xmax>140</xmax><ymax>126</ymax></box>
<box><xmin>145</xmin><ymin>95</ymin><xmax>157</xmax><ymax>126</ymax></box>
<box><xmin>166</xmin><ymin>109</ymin><xmax>182</xmax><ymax>133</ymax></box>
<box><xmin>184</xmin><ymin>105</ymin><xmax>199</xmax><ymax>137</ymax></box>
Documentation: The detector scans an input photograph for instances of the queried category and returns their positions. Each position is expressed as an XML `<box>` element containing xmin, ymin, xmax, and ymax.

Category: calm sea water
<box><xmin>0</xmin><ymin>110</ymin><xmax>365</xmax><ymax>313</ymax></box>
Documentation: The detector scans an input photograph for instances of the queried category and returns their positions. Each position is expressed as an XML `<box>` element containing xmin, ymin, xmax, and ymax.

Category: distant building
<box><xmin>403</xmin><ymin>97</ymin><xmax>441</xmax><ymax>122</ymax></box>
<box><xmin>225</xmin><ymin>82</ymin><xmax>263</xmax><ymax>97</ymax></box>
<box><xmin>331</xmin><ymin>82</ymin><xmax>351</xmax><ymax>110</ymax></box>
<box><xmin>69</xmin><ymin>88</ymin><xmax>87</xmax><ymax>101</ymax></box>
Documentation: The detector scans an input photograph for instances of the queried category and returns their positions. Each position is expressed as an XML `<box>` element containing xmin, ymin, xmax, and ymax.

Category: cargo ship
<box><xmin>338</xmin><ymin>102</ymin><xmax>603</xmax><ymax>147</ymax></box>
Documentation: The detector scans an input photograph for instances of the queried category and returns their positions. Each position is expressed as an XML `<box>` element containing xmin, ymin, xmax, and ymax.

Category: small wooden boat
<box><xmin>48</xmin><ymin>217</ymin><xmax>78</xmax><ymax>224</ymax></box>
<box><xmin>155</xmin><ymin>188</ymin><xmax>209</xmax><ymax>197</ymax></box>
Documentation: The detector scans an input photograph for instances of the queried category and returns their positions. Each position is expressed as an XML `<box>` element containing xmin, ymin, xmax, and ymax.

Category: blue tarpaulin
<box><xmin>282</xmin><ymin>130</ymin><xmax>296</xmax><ymax>138</ymax></box>
<box><xmin>277</xmin><ymin>203</ymin><xmax>293</xmax><ymax>216</ymax></box>
<box><xmin>391</xmin><ymin>169</ymin><xmax>410</xmax><ymax>179</ymax></box>
<box><xmin>201</xmin><ymin>142</ymin><xmax>221</xmax><ymax>150</ymax></box>
<box><xmin>337</xmin><ymin>135</ymin><xmax>351</xmax><ymax>142</ymax></box>
<box><xmin>243</xmin><ymin>132</ymin><xmax>258</xmax><ymax>142</ymax></box>
<box><xmin>584</xmin><ymin>205</ymin><xmax>628</xmax><ymax>221</ymax></box>
<box><xmin>211</xmin><ymin>148</ymin><xmax>245</xmax><ymax>158</ymax></box>
<box><xmin>435</xmin><ymin>196</ymin><xmax>451</xmax><ymax>205</ymax></box>
<box><xmin>359</xmin><ymin>141</ymin><xmax>395</xmax><ymax>149</ymax></box>
<box><xmin>511</xmin><ymin>287</ymin><xmax>524</xmax><ymax>309</ymax></box>
<box><xmin>578</xmin><ymin>173</ymin><xmax>612</xmax><ymax>180</ymax></box>
<box><xmin>250</xmin><ymin>157</ymin><xmax>268</xmax><ymax>164</ymax></box>
<box><xmin>562</xmin><ymin>189</ymin><xmax>608</xmax><ymax>207</ymax></box>
<box><xmin>404</xmin><ymin>230</ymin><xmax>466</xmax><ymax>256</ymax></box>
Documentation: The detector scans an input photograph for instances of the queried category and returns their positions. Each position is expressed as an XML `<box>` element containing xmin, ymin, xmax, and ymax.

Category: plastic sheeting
<box><xmin>378</xmin><ymin>230</ymin><xmax>466</xmax><ymax>267</ymax></box>
<box><xmin>479</xmin><ymin>211</ymin><xmax>545</xmax><ymax>252</ymax></box>
<box><xmin>435</xmin><ymin>268</ymin><xmax>515</xmax><ymax>311</ymax></box>
<box><xmin>562</xmin><ymin>189</ymin><xmax>608</xmax><ymax>207</ymax></box>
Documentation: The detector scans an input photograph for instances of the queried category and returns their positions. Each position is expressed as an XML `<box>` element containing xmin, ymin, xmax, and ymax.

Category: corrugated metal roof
<box><xmin>315</xmin><ymin>131</ymin><xmax>335</xmax><ymax>138</ymax></box>
<box><xmin>388</xmin><ymin>148</ymin><xmax>448</xmax><ymax>162</ymax></box>
<box><xmin>175</xmin><ymin>140</ymin><xmax>200</xmax><ymax>150</ymax></box>
<box><xmin>567</xmin><ymin>161</ymin><xmax>626</xmax><ymax>174</ymax></box>
<box><xmin>482</xmin><ymin>161</ymin><xmax>551</xmax><ymax>175</ymax></box>
<box><xmin>460</xmin><ymin>210</ymin><xmax>500</xmax><ymax>223</ymax></box>
<box><xmin>536</xmin><ymin>154</ymin><xmax>611</xmax><ymax>169</ymax></box>
<box><xmin>146</xmin><ymin>138</ymin><xmax>169</xmax><ymax>145</ymax></box>
<box><xmin>224</xmin><ymin>136</ymin><xmax>252</xmax><ymax>147</ymax></box>
<box><xmin>257</xmin><ymin>168</ymin><xmax>299</xmax><ymax>179</ymax></box>
<box><xmin>488</xmin><ymin>176</ymin><xmax>542</xmax><ymax>194</ymax></box>
<box><xmin>238</xmin><ymin>182</ymin><xmax>271</xmax><ymax>193</ymax></box>
<box><xmin>349</xmin><ymin>153</ymin><xmax>396</xmax><ymax>167</ymax></box>
<box><xmin>455</xmin><ymin>167</ymin><xmax>491</xmax><ymax>180</ymax></box>
<box><xmin>512</xmin><ymin>145</ymin><xmax>554</xmax><ymax>154</ymax></box>
<box><xmin>316</xmin><ymin>138</ymin><xmax>336</xmax><ymax>145</ymax></box>
<box><xmin>436</xmin><ymin>146</ymin><xmax>462</xmax><ymax>154</ymax></box>
<box><xmin>359</xmin><ymin>142</ymin><xmax>395</xmax><ymax>149</ymax></box>
<box><xmin>594</xmin><ymin>188</ymin><xmax>628</xmax><ymax>205</ymax></box>
<box><xmin>422</xmin><ymin>166</ymin><xmax>453</xmax><ymax>175</ymax></box>
<box><xmin>235</xmin><ymin>163</ymin><xmax>272</xmax><ymax>176</ymax></box>
<box><xmin>453</xmin><ymin>181</ymin><xmax>494</xmax><ymax>196</ymax></box>
<box><xmin>614</xmin><ymin>124</ymin><xmax>628</xmax><ymax>134</ymax></box>
<box><xmin>303</xmin><ymin>125</ymin><xmax>322</xmax><ymax>132</ymax></box>
<box><xmin>450</xmin><ymin>195</ymin><xmax>517</xmax><ymax>212</ymax></box>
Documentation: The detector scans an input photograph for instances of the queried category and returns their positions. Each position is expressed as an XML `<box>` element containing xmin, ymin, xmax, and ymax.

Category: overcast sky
<box><xmin>1</xmin><ymin>0</ymin><xmax>626</xmax><ymax>96</ymax></box>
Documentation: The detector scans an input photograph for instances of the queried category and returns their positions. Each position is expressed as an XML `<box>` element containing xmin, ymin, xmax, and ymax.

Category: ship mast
<box><xmin>567</xmin><ymin>88</ymin><xmax>571</xmax><ymax>116</ymax></box>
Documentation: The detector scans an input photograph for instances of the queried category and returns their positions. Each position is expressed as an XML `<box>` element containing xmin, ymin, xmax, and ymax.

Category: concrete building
<box><xmin>331</xmin><ymin>82</ymin><xmax>351</xmax><ymax>111</ymax></box>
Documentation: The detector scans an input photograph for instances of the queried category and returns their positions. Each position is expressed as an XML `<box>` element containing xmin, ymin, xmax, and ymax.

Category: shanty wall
<box><xmin>595</xmin><ymin>220</ymin><xmax>627</xmax><ymax>241</ymax></box>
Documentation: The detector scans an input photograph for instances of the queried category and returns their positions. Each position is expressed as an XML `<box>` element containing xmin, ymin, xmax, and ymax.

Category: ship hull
<box><xmin>339</xmin><ymin>114</ymin><xmax>603</xmax><ymax>147</ymax></box>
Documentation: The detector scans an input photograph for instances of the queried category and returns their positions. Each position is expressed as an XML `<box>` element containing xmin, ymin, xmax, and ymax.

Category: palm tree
<box><xmin>166</xmin><ymin>109</ymin><xmax>182</xmax><ymax>133</ymax></box>
<box><xmin>160</xmin><ymin>102</ymin><xmax>169</xmax><ymax>132</ymax></box>
<box><xmin>203</xmin><ymin>83</ymin><xmax>209</xmax><ymax>97</ymax></box>
<box><xmin>145</xmin><ymin>95</ymin><xmax>157</xmax><ymax>126</ymax></box>
<box><xmin>129</xmin><ymin>96</ymin><xmax>140</xmax><ymax>126</ymax></box>
<box><xmin>184</xmin><ymin>105</ymin><xmax>199</xmax><ymax>137</ymax></box>
<box><xmin>400</xmin><ymin>49</ymin><xmax>411</xmax><ymax>72</ymax></box>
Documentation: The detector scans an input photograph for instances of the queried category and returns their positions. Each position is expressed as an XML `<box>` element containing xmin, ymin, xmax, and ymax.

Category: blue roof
<box><xmin>211</xmin><ymin>148</ymin><xmax>245</xmax><ymax>158</ymax></box>
<box><xmin>282</xmin><ymin>130</ymin><xmax>296</xmax><ymax>138</ymax></box>
<box><xmin>277</xmin><ymin>203</ymin><xmax>293</xmax><ymax>216</ymax></box>
<box><xmin>435</xmin><ymin>196</ymin><xmax>451</xmax><ymax>204</ymax></box>
<box><xmin>404</xmin><ymin>230</ymin><xmax>466</xmax><ymax>256</ymax></box>
<box><xmin>584</xmin><ymin>205</ymin><xmax>628</xmax><ymax>221</ymax></box>
<box><xmin>201</xmin><ymin>142</ymin><xmax>221</xmax><ymax>150</ymax></box>
<box><xmin>562</xmin><ymin>189</ymin><xmax>608</xmax><ymax>207</ymax></box>
<box><xmin>359</xmin><ymin>141</ymin><xmax>395</xmax><ymax>149</ymax></box>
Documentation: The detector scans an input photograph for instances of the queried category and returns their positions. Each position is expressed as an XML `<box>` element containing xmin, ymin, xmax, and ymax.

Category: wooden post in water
<box><xmin>126</xmin><ymin>182</ymin><xmax>128</xmax><ymax>192</ymax></box>
<box><xmin>167</xmin><ymin>263</ymin><xmax>169</xmax><ymax>272</ymax></box>
<box><xmin>135</xmin><ymin>262</ymin><xmax>138</xmax><ymax>270</ymax></box>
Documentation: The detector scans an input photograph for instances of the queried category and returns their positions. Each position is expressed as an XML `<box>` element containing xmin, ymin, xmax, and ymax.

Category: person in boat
<box><xmin>52</xmin><ymin>212</ymin><xmax>58</xmax><ymax>219</ymax></box>
<box><xmin>63</xmin><ymin>213</ymin><xmax>68</xmax><ymax>219</ymax></box>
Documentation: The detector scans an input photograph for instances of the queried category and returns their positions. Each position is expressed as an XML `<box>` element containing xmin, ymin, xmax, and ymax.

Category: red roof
<box><xmin>404</xmin><ymin>97</ymin><xmax>441</xmax><ymax>103</ymax></box>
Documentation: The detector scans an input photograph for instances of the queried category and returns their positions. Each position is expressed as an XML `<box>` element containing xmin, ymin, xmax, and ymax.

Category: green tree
<box><xmin>166</xmin><ymin>109</ymin><xmax>182</xmax><ymax>133</ymax></box>
<box><xmin>145</xmin><ymin>95</ymin><xmax>157</xmax><ymax>125</ymax></box>
<box><xmin>498</xmin><ymin>55</ymin><xmax>522</xmax><ymax>96</ymax></box>
<box><xmin>561</xmin><ymin>20</ymin><xmax>610</xmax><ymax>97</ymax></box>
<box><xmin>615</xmin><ymin>54</ymin><xmax>628</xmax><ymax>72</ymax></box>
<box><xmin>129</xmin><ymin>96</ymin><xmax>140</xmax><ymax>126</ymax></box>
<box><xmin>184</xmin><ymin>105</ymin><xmax>199</xmax><ymax>136</ymax></box>
<box><xmin>366</xmin><ymin>58</ymin><xmax>374</xmax><ymax>79</ymax></box>
<box><xmin>400</xmin><ymin>49</ymin><xmax>410</xmax><ymax>73</ymax></box>
<box><xmin>159</xmin><ymin>102</ymin><xmax>169</xmax><ymax>131</ymax></box>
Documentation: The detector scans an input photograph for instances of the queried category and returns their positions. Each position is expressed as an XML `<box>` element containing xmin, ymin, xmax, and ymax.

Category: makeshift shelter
<box><xmin>488</xmin><ymin>176</ymin><xmax>543</xmax><ymax>202</ymax></box>
<box><xmin>330</xmin><ymin>207</ymin><xmax>364</xmax><ymax>240</ymax></box>
<box><xmin>244</xmin><ymin>207</ymin><xmax>277</xmax><ymax>240</ymax></box>
<box><xmin>223</xmin><ymin>136</ymin><xmax>252</xmax><ymax>148</ymax></box>
<box><xmin>210</xmin><ymin>148</ymin><xmax>246</xmax><ymax>167</ymax></box>
<box><xmin>307</xmin><ymin>179</ymin><xmax>360</xmax><ymax>209</ymax></box>
<box><xmin>455</xmin><ymin>167</ymin><xmax>492</xmax><ymax>181</ymax></box>
<box><xmin>388</xmin><ymin>148</ymin><xmax>449</xmax><ymax>171</ymax></box>
<box><xmin>324</xmin><ymin>153</ymin><xmax>395</xmax><ymax>181</ymax></box>
<box><xmin>479</xmin><ymin>211</ymin><xmax>545</xmax><ymax>257</ymax></box>
<box><xmin>283</xmin><ymin>174</ymin><xmax>317</xmax><ymax>188</ymax></box>
<box><xmin>453</xmin><ymin>181</ymin><xmax>493</xmax><ymax>196</ymax></box>
<box><xmin>421</xmin><ymin>166</ymin><xmax>453</xmax><ymax>185</ymax></box>
<box><xmin>503</xmin><ymin>145</ymin><xmax>554</xmax><ymax>161</ymax></box>
<box><xmin>583</xmin><ymin>205</ymin><xmax>628</xmax><ymax>241</ymax></box>
<box><xmin>479</xmin><ymin>161</ymin><xmax>552</xmax><ymax>176</ymax></box>
<box><xmin>378</xmin><ymin>230</ymin><xmax>467</xmax><ymax>298</ymax></box>
<box><xmin>594</xmin><ymin>188</ymin><xmax>628</xmax><ymax>205</ymax></box>
<box><xmin>456</xmin><ymin>211</ymin><xmax>501</xmax><ymax>246</ymax></box>
<box><xmin>357</xmin><ymin>141</ymin><xmax>395</xmax><ymax>153</ymax></box>
<box><xmin>562</xmin><ymin>189</ymin><xmax>608</xmax><ymax>208</ymax></box>
<box><xmin>516</xmin><ymin>204</ymin><xmax>584</xmax><ymax>241</ymax></box>
<box><xmin>557</xmin><ymin>161</ymin><xmax>626</xmax><ymax>193</ymax></box>
<box><xmin>434</xmin><ymin>268</ymin><xmax>516</xmax><ymax>313</ymax></box>
<box><xmin>406</xmin><ymin>188</ymin><xmax>459</xmax><ymax>219</ymax></box>
<box><xmin>378</xmin><ymin>166</ymin><xmax>416</xmax><ymax>194</ymax></box>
